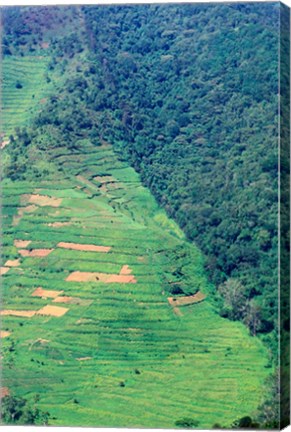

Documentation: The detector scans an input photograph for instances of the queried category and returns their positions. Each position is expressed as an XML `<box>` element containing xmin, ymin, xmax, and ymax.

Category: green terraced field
<box><xmin>1</xmin><ymin>142</ymin><xmax>270</xmax><ymax>428</ymax></box>
<box><xmin>2</xmin><ymin>56</ymin><xmax>52</xmax><ymax>138</ymax></box>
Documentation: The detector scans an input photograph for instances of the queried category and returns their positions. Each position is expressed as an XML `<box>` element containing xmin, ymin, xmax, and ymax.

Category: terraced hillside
<box><xmin>1</xmin><ymin>141</ymin><xmax>269</xmax><ymax>428</ymax></box>
<box><xmin>1</xmin><ymin>56</ymin><xmax>52</xmax><ymax>140</ymax></box>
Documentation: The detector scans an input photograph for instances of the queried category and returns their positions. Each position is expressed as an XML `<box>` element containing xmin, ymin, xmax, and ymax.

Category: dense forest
<box><xmin>2</xmin><ymin>3</ymin><xmax>289</xmax><ymax>426</ymax></box>
<box><xmin>80</xmin><ymin>3</ymin><xmax>280</xmax><ymax>347</ymax></box>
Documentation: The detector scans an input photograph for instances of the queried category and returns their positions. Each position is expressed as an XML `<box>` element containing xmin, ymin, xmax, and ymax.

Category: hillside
<box><xmin>1</xmin><ymin>3</ymin><xmax>287</xmax><ymax>428</ymax></box>
<box><xmin>1</xmin><ymin>140</ymin><xmax>269</xmax><ymax>428</ymax></box>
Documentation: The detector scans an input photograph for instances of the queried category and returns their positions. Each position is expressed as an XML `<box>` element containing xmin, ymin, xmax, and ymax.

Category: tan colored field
<box><xmin>57</xmin><ymin>242</ymin><xmax>111</xmax><ymax>253</ymax></box>
<box><xmin>0</xmin><ymin>387</ymin><xmax>10</xmax><ymax>399</ymax></box>
<box><xmin>107</xmin><ymin>274</ymin><xmax>137</xmax><ymax>283</ymax></box>
<box><xmin>19</xmin><ymin>249</ymin><xmax>54</xmax><ymax>257</ymax></box>
<box><xmin>53</xmin><ymin>296</ymin><xmax>73</xmax><ymax>303</ymax></box>
<box><xmin>0</xmin><ymin>310</ymin><xmax>36</xmax><ymax>318</ymax></box>
<box><xmin>120</xmin><ymin>265</ymin><xmax>132</xmax><ymax>275</ymax></box>
<box><xmin>66</xmin><ymin>271</ymin><xmax>111</xmax><ymax>282</ymax></box>
<box><xmin>4</xmin><ymin>259</ymin><xmax>20</xmax><ymax>267</ymax></box>
<box><xmin>28</xmin><ymin>194</ymin><xmax>62</xmax><ymax>207</ymax></box>
<box><xmin>173</xmin><ymin>307</ymin><xmax>183</xmax><ymax>317</ymax></box>
<box><xmin>0</xmin><ymin>267</ymin><xmax>10</xmax><ymax>275</ymax></box>
<box><xmin>14</xmin><ymin>240</ymin><xmax>31</xmax><ymax>248</ymax></box>
<box><xmin>36</xmin><ymin>305</ymin><xmax>69</xmax><ymax>317</ymax></box>
<box><xmin>0</xmin><ymin>331</ymin><xmax>11</xmax><ymax>338</ymax></box>
<box><xmin>32</xmin><ymin>287</ymin><xmax>63</xmax><ymax>299</ymax></box>
<box><xmin>76</xmin><ymin>357</ymin><xmax>92</xmax><ymax>361</ymax></box>
<box><xmin>94</xmin><ymin>175</ymin><xmax>115</xmax><ymax>183</ymax></box>
<box><xmin>168</xmin><ymin>291</ymin><xmax>206</xmax><ymax>307</ymax></box>
<box><xmin>48</xmin><ymin>222</ymin><xmax>71</xmax><ymax>228</ymax></box>
<box><xmin>66</xmin><ymin>271</ymin><xmax>136</xmax><ymax>283</ymax></box>
<box><xmin>0</xmin><ymin>140</ymin><xmax>10</xmax><ymax>149</ymax></box>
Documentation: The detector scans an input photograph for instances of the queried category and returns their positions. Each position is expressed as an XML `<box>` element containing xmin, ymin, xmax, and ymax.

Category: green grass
<box><xmin>2</xmin><ymin>142</ymin><xmax>270</xmax><ymax>428</ymax></box>
<box><xmin>2</xmin><ymin>56</ymin><xmax>52</xmax><ymax>137</ymax></box>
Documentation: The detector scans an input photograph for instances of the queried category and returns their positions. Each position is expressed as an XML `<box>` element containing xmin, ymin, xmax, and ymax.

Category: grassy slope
<box><xmin>2</xmin><ymin>136</ymin><xmax>270</xmax><ymax>427</ymax></box>
<box><xmin>2</xmin><ymin>55</ymin><xmax>53</xmax><ymax>138</ymax></box>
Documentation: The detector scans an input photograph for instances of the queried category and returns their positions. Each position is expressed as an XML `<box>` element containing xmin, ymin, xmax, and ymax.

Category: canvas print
<box><xmin>0</xmin><ymin>2</ymin><xmax>290</xmax><ymax>429</ymax></box>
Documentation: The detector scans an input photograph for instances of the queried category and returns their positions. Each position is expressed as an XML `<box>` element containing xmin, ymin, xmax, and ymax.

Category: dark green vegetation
<box><xmin>279</xmin><ymin>3</ymin><xmax>290</xmax><ymax>428</ymax></box>
<box><xmin>1</xmin><ymin>395</ymin><xmax>50</xmax><ymax>425</ymax></box>
<box><xmin>1</xmin><ymin>2</ymin><xmax>286</xmax><ymax>428</ymax></box>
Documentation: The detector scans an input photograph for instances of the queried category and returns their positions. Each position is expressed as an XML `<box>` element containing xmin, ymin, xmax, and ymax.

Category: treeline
<box><xmin>79</xmin><ymin>4</ymin><xmax>279</xmax><ymax>347</ymax></box>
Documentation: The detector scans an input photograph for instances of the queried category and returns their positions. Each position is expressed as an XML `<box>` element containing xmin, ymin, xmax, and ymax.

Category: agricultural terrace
<box><xmin>1</xmin><ymin>56</ymin><xmax>53</xmax><ymax>139</ymax></box>
<box><xmin>1</xmin><ymin>141</ymin><xmax>270</xmax><ymax>428</ymax></box>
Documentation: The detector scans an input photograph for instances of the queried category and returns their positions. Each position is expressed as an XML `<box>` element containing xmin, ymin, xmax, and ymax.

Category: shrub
<box><xmin>175</xmin><ymin>418</ymin><xmax>200</xmax><ymax>428</ymax></box>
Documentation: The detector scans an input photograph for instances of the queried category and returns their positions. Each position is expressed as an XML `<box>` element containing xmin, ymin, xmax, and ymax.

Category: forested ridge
<box><xmin>2</xmin><ymin>1</ymin><xmax>285</xmax><ymax>379</ymax></box>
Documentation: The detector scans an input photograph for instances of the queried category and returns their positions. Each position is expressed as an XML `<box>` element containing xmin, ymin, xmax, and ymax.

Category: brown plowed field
<box><xmin>4</xmin><ymin>259</ymin><xmax>20</xmax><ymax>267</ymax></box>
<box><xmin>168</xmin><ymin>291</ymin><xmax>206</xmax><ymax>307</ymax></box>
<box><xmin>32</xmin><ymin>287</ymin><xmax>63</xmax><ymax>299</ymax></box>
<box><xmin>0</xmin><ymin>331</ymin><xmax>11</xmax><ymax>338</ymax></box>
<box><xmin>57</xmin><ymin>242</ymin><xmax>111</xmax><ymax>253</ymax></box>
<box><xmin>120</xmin><ymin>265</ymin><xmax>132</xmax><ymax>275</ymax></box>
<box><xmin>0</xmin><ymin>267</ymin><xmax>10</xmax><ymax>275</ymax></box>
<box><xmin>14</xmin><ymin>240</ymin><xmax>31</xmax><ymax>248</ymax></box>
<box><xmin>36</xmin><ymin>305</ymin><xmax>68</xmax><ymax>317</ymax></box>
<box><xmin>28</xmin><ymin>194</ymin><xmax>62</xmax><ymax>207</ymax></box>
<box><xmin>66</xmin><ymin>271</ymin><xmax>136</xmax><ymax>283</ymax></box>
<box><xmin>0</xmin><ymin>310</ymin><xmax>36</xmax><ymax>318</ymax></box>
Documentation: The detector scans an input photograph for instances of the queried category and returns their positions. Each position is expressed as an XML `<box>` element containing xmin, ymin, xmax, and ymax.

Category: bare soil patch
<box><xmin>168</xmin><ymin>291</ymin><xmax>206</xmax><ymax>307</ymax></box>
<box><xmin>28</xmin><ymin>194</ymin><xmax>62</xmax><ymax>207</ymax></box>
<box><xmin>66</xmin><ymin>271</ymin><xmax>111</xmax><ymax>282</ymax></box>
<box><xmin>5</xmin><ymin>259</ymin><xmax>20</xmax><ymax>267</ymax></box>
<box><xmin>40</xmin><ymin>98</ymin><xmax>47</xmax><ymax>104</ymax></box>
<box><xmin>41</xmin><ymin>42</ymin><xmax>50</xmax><ymax>49</ymax></box>
<box><xmin>36</xmin><ymin>305</ymin><xmax>68</xmax><ymax>317</ymax></box>
<box><xmin>32</xmin><ymin>287</ymin><xmax>63</xmax><ymax>299</ymax></box>
<box><xmin>94</xmin><ymin>175</ymin><xmax>115</xmax><ymax>183</ymax></box>
<box><xmin>53</xmin><ymin>296</ymin><xmax>73</xmax><ymax>303</ymax></box>
<box><xmin>0</xmin><ymin>387</ymin><xmax>10</xmax><ymax>398</ymax></box>
<box><xmin>48</xmin><ymin>222</ymin><xmax>71</xmax><ymax>228</ymax></box>
<box><xmin>0</xmin><ymin>140</ymin><xmax>10</xmax><ymax>149</ymax></box>
<box><xmin>19</xmin><ymin>249</ymin><xmax>54</xmax><ymax>257</ymax></box>
<box><xmin>120</xmin><ymin>265</ymin><xmax>132</xmax><ymax>275</ymax></box>
<box><xmin>0</xmin><ymin>331</ymin><xmax>11</xmax><ymax>338</ymax></box>
<box><xmin>14</xmin><ymin>240</ymin><xmax>31</xmax><ymax>248</ymax></box>
<box><xmin>57</xmin><ymin>242</ymin><xmax>111</xmax><ymax>253</ymax></box>
<box><xmin>173</xmin><ymin>307</ymin><xmax>183</xmax><ymax>317</ymax></box>
<box><xmin>0</xmin><ymin>310</ymin><xmax>36</xmax><ymax>318</ymax></box>
<box><xmin>0</xmin><ymin>267</ymin><xmax>10</xmax><ymax>275</ymax></box>
<box><xmin>76</xmin><ymin>357</ymin><xmax>92</xmax><ymax>361</ymax></box>
<box><xmin>107</xmin><ymin>274</ymin><xmax>137</xmax><ymax>283</ymax></box>
<box><xmin>66</xmin><ymin>271</ymin><xmax>136</xmax><ymax>283</ymax></box>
